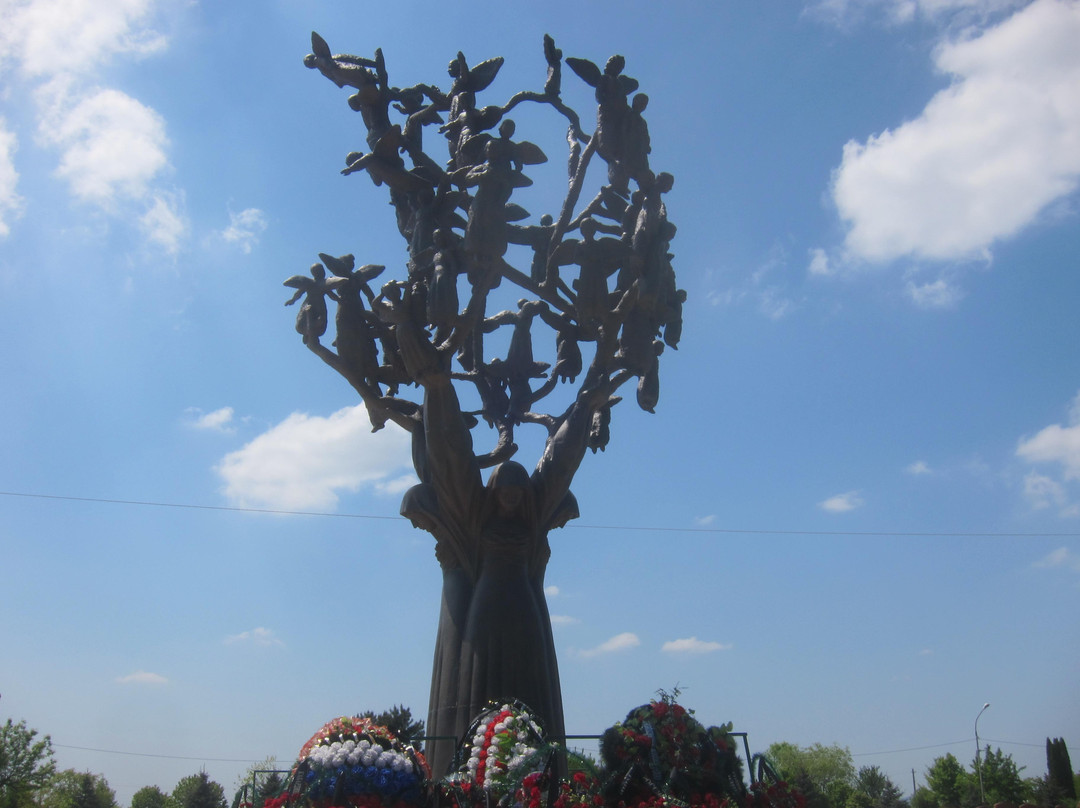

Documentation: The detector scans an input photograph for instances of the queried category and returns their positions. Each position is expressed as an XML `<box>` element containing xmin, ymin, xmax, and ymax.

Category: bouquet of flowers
<box><xmin>453</xmin><ymin>701</ymin><xmax>548</xmax><ymax>795</ymax></box>
<box><xmin>599</xmin><ymin>697</ymin><xmax>744</xmax><ymax>806</ymax></box>
<box><xmin>744</xmin><ymin>780</ymin><xmax>806</xmax><ymax>808</ymax></box>
<box><xmin>290</xmin><ymin>716</ymin><xmax>429</xmax><ymax>808</ymax></box>
<box><xmin>517</xmin><ymin>767</ymin><xmax>606</xmax><ymax>808</ymax></box>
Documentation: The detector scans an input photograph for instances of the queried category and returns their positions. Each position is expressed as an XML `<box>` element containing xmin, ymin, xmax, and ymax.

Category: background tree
<box><xmin>924</xmin><ymin>754</ymin><xmax>968</xmax><ymax>808</ymax></box>
<box><xmin>767</xmin><ymin>742</ymin><xmax>856</xmax><ymax>808</ymax></box>
<box><xmin>971</xmin><ymin>747</ymin><xmax>1026</xmax><ymax>806</ymax></box>
<box><xmin>0</xmin><ymin>718</ymin><xmax>56</xmax><ymax>808</ymax></box>
<box><xmin>358</xmin><ymin>706</ymin><xmax>424</xmax><ymax>747</ymax></box>
<box><xmin>231</xmin><ymin>757</ymin><xmax>285</xmax><ymax>808</ymax></box>
<box><xmin>40</xmin><ymin>771</ymin><xmax>118</xmax><ymax>808</ymax></box>
<box><xmin>910</xmin><ymin>786</ymin><xmax>939</xmax><ymax>808</ymax></box>
<box><xmin>172</xmin><ymin>773</ymin><xmax>226</xmax><ymax>808</ymax></box>
<box><xmin>1045</xmin><ymin>738</ymin><xmax>1075</xmax><ymax>801</ymax></box>
<box><xmin>1024</xmin><ymin>774</ymin><xmax>1068</xmax><ymax>808</ymax></box>
<box><xmin>847</xmin><ymin>766</ymin><xmax>908</xmax><ymax>808</ymax></box>
<box><xmin>131</xmin><ymin>785</ymin><xmax>176</xmax><ymax>808</ymax></box>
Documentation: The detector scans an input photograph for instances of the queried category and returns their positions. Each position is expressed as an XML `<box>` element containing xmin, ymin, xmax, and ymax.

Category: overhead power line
<box><xmin>983</xmin><ymin>737</ymin><xmax>1046</xmax><ymax>748</ymax></box>
<box><xmin>853</xmin><ymin>739</ymin><xmax>970</xmax><ymax>756</ymax></box>
<box><xmin>3</xmin><ymin>490</ymin><xmax>1079</xmax><ymax>538</ymax></box>
<box><xmin>853</xmin><ymin>736</ymin><xmax>1049</xmax><ymax>757</ymax></box>
<box><xmin>53</xmin><ymin>742</ymin><xmax>267</xmax><ymax>763</ymax></box>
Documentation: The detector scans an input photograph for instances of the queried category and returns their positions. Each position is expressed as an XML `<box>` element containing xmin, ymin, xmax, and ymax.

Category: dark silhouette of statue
<box><xmin>290</xmin><ymin>33</ymin><xmax>684</xmax><ymax>776</ymax></box>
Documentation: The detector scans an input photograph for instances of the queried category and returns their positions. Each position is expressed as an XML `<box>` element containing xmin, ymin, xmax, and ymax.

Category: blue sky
<box><xmin>1</xmin><ymin>0</ymin><xmax>1079</xmax><ymax>804</ymax></box>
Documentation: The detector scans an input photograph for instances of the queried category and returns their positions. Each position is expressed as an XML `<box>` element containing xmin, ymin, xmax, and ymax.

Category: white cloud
<box><xmin>1017</xmin><ymin>392</ymin><xmax>1080</xmax><ymax>480</ymax></box>
<box><xmin>216</xmin><ymin>405</ymin><xmax>414</xmax><ymax>510</ymax></box>
<box><xmin>0</xmin><ymin>119</ymin><xmax>22</xmax><ymax>237</ymax></box>
<box><xmin>661</xmin><ymin>637</ymin><xmax>732</xmax><ymax>654</ymax></box>
<box><xmin>707</xmin><ymin>246</ymin><xmax>800</xmax><ymax>319</ymax></box>
<box><xmin>550</xmin><ymin>614</ymin><xmax>580</xmax><ymax>626</ymax></box>
<box><xmin>0</xmin><ymin>0</ymin><xmax>181</xmax><ymax>249</ymax></box>
<box><xmin>1022</xmin><ymin>471</ymin><xmax>1067</xmax><ymax>510</ymax></box>
<box><xmin>759</xmin><ymin>287</ymin><xmax>797</xmax><ymax>320</ymax></box>
<box><xmin>225</xmin><ymin>627</ymin><xmax>284</xmax><ymax>647</ymax></box>
<box><xmin>221</xmin><ymin>207</ymin><xmax>268</xmax><ymax>254</ymax></box>
<box><xmin>1017</xmin><ymin>392</ymin><xmax>1080</xmax><ymax>516</ymax></box>
<box><xmin>580</xmin><ymin>632</ymin><xmax>640</xmax><ymax>658</ymax></box>
<box><xmin>141</xmin><ymin>191</ymin><xmax>186</xmax><ymax>254</ymax></box>
<box><xmin>188</xmin><ymin>406</ymin><xmax>235</xmax><ymax>433</ymax></box>
<box><xmin>820</xmin><ymin>490</ymin><xmax>864</xmax><ymax>512</ymax></box>
<box><xmin>376</xmin><ymin>474</ymin><xmax>419</xmax><ymax>496</ymax></box>
<box><xmin>832</xmin><ymin>0</ymin><xmax>1080</xmax><ymax>263</ymax></box>
<box><xmin>1032</xmin><ymin>546</ymin><xmax>1080</xmax><ymax>570</ymax></box>
<box><xmin>694</xmin><ymin>514</ymin><xmax>717</xmax><ymax>527</ymax></box>
<box><xmin>809</xmin><ymin>0</ymin><xmax>1027</xmax><ymax>26</ymax></box>
<box><xmin>918</xmin><ymin>648</ymin><xmax>934</xmax><ymax>655</ymax></box>
<box><xmin>0</xmin><ymin>0</ymin><xmax>167</xmax><ymax>79</ymax></box>
<box><xmin>808</xmin><ymin>247</ymin><xmax>833</xmax><ymax>277</ymax></box>
<box><xmin>42</xmin><ymin>88</ymin><xmax>169</xmax><ymax>204</ymax></box>
<box><xmin>907</xmin><ymin>278</ymin><xmax>963</xmax><ymax>308</ymax></box>
<box><xmin>544</xmin><ymin>585</ymin><xmax>560</xmax><ymax>597</ymax></box>
<box><xmin>116</xmin><ymin>670</ymin><xmax>168</xmax><ymax>685</ymax></box>
<box><xmin>705</xmin><ymin>288</ymin><xmax>736</xmax><ymax>307</ymax></box>
<box><xmin>906</xmin><ymin>460</ymin><xmax>932</xmax><ymax>475</ymax></box>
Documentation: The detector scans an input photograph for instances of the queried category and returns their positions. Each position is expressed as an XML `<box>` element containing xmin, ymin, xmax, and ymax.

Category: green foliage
<box><xmin>232</xmin><ymin>758</ymin><xmax>286</xmax><ymax>808</ymax></box>
<box><xmin>131</xmin><ymin>785</ymin><xmax>176</xmax><ymax>808</ymax></box>
<box><xmin>1045</xmin><ymin>738</ymin><xmax>1076</xmax><ymax>800</ymax></box>
<box><xmin>910</xmin><ymin>788</ymin><xmax>938</xmax><ymax>808</ymax></box>
<box><xmin>766</xmin><ymin>742</ymin><xmax>855</xmax><ymax>808</ymax></box>
<box><xmin>40</xmin><ymin>771</ymin><xmax>118</xmax><ymax>808</ymax></box>
<box><xmin>0</xmin><ymin>718</ymin><xmax>57</xmax><ymax>808</ymax></box>
<box><xmin>258</xmin><ymin>772</ymin><xmax>284</xmax><ymax>804</ymax></box>
<box><xmin>972</xmin><ymin>747</ymin><xmax>1026</xmax><ymax>805</ymax></box>
<box><xmin>358</xmin><ymin>706</ymin><xmax>425</xmax><ymax>747</ymax></box>
<box><xmin>173</xmin><ymin>773</ymin><xmax>226</xmax><ymax>808</ymax></box>
<box><xmin>846</xmin><ymin>766</ymin><xmax>908</xmax><ymax>808</ymax></box>
<box><xmin>566</xmin><ymin>749</ymin><xmax>600</xmax><ymax>776</ymax></box>
<box><xmin>1025</xmin><ymin>774</ymin><xmax>1069</xmax><ymax>808</ymax></box>
<box><xmin>924</xmin><ymin>754</ymin><xmax>968</xmax><ymax>808</ymax></box>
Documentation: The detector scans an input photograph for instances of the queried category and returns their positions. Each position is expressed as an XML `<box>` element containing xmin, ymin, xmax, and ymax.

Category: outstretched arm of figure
<box><xmin>421</xmin><ymin>375</ymin><xmax>485</xmax><ymax>532</ymax></box>
<box><xmin>531</xmin><ymin>330</ymin><xmax>636</xmax><ymax>523</ymax></box>
<box><xmin>531</xmin><ymin>398</ymin><xmax>595</xmax><ymax>527</ymax></box>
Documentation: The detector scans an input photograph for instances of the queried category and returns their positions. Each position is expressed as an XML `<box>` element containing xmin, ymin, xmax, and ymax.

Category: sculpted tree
<box><xmin>290</xmin><ymin>32</ymin><xmax>684</xmax><ymax>775</ymax></box>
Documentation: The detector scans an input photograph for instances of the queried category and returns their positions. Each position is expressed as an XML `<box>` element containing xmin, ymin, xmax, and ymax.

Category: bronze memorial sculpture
<box><xmin>287</xmin><ymin>32</ymin><xmax>685</xmax><ymax>776</ymax></box>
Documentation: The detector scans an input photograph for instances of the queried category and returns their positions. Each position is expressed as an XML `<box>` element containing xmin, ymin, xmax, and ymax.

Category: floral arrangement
<box><xmin>518</xmin><ymin>768</ymin><xmax>605</xmax><ymax>808</ymax></box>
<box><xmin>599</xmin><ymin>697</ymin><xmax>745</xmax><ymax>805</ymax></box>
<box><xmin>456</xmin><ymin>701</ymin><xmax>547</xmax><ymax>794</ymax></box>
<box><xmin>743</xmin><ymin>780</ymin><xmax>806</xmax><ymax>808</ymax></box>
<box><xmin>259</xmin><ymin>700</ymin><xmax>801</xmax><ymax>808</ymax></box>
<box><xmin>290</xmin><ymin>716</ymin><xmax>429</xmax><ymax>808</ymax></box>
